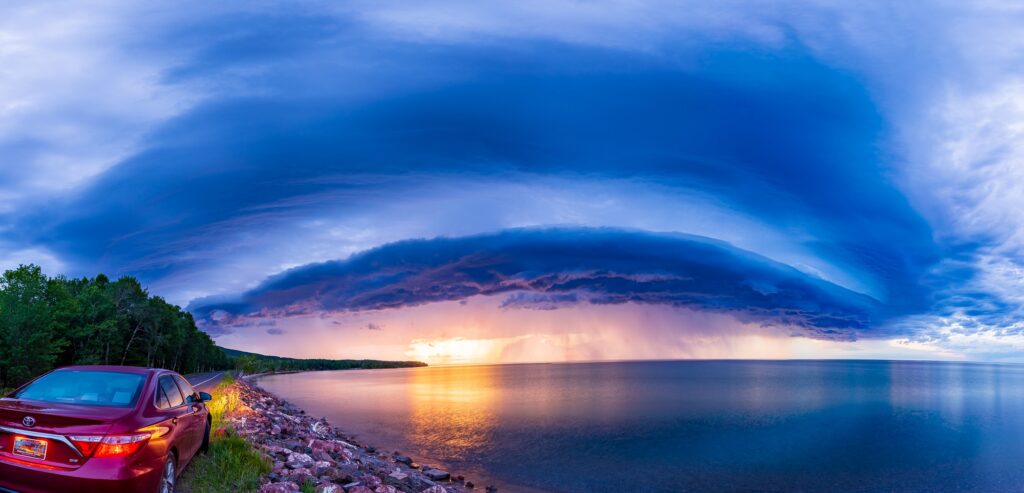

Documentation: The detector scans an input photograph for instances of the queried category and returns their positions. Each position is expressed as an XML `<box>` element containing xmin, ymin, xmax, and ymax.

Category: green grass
<box><xmin>179</xmin><ymin>429</ymin><xmax>270</xmax><ymax>493</ymax></box>
<box><xmin>179</xmin><ymin>376</ymin><xmax>270</xmax><ymax>493</ymax></box>
<box><xmin>207</xmin><ymin>375</ymin><xmax>239</xmax><ymax>426</ymax></box>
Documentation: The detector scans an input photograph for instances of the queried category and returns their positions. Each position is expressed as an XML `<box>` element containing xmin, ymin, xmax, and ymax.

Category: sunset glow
<box><xmin>3</xmin><ymin>0</ymin><xmax>1024</xmax><ymax>364</ymax></box>
<box><xmin>406</xmin><ymin>336</ymin><xmax>520</xmax><ymax>366</ymax></box>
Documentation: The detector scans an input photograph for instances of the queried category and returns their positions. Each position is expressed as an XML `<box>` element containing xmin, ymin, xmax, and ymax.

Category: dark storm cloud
<box><xmin>13</xmin><ymin>20</ymin><xmax>937</xmax><ymax>316</ymax></box>
<box><xmin>5</xmin><ymin>3</ymin><xmax>976</xmax><ymax>343</ymax></box>
<box><xmin>189</xmin><ymin>228</ymin><xmax>895</xmax><ymax>340</ymax></box>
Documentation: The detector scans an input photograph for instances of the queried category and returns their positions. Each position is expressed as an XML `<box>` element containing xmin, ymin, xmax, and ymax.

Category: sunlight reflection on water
<box><xmin>258</xmin><ymin>360</ymin><xmax>1024</xmax><ymax>493</ymax></box>
<box><xmin>408</xmin><ymin>365</ymin><xmax>499</xmax><ymax>459</ymax></box>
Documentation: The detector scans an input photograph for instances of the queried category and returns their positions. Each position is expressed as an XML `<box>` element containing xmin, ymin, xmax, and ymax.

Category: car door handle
<box><xmin>172</xmin><ymin>417</ymin><xmax>178</xmax><ymax>425</ymax></box>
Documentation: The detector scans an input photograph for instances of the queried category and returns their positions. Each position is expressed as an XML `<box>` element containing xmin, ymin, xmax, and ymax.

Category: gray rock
<box><xmin>424</xmin><ymin>469</ymin><xmax>451</xmax><ymax>481</ymax></box>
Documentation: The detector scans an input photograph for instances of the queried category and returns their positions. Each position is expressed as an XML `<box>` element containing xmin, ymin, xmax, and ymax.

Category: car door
<box><xmin>172</xmin><ymin>375</ymin><xmax>205</xmax><ymax>457</ymax></box>
<box><xmin>156</xmin><ymin>375</ymin><xmax>196</xmax><ymax>458</ymax></box>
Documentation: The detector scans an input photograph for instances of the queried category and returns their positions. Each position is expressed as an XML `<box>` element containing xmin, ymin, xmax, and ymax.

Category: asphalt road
<box><xmin>185</xmin><ymin>371</ymin><xmax>226</xmax><ymax>393</ymax></box>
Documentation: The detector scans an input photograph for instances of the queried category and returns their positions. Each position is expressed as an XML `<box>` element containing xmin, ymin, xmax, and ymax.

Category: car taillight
<box><xmin>68</xmin><ymin>435</ymin><xmax>102</xmax><ymax>456</ymax></box>
<box><xmin>68</xmin><ymin>433</ymin><xmax>151</xmax><ymax>458</ymax></box>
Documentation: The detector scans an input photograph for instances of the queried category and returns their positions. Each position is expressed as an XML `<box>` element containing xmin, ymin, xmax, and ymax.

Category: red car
<box><xmin>0</xmin><ymin>366</ymin><xmax>213</xmax><ymax>493</ymax></box>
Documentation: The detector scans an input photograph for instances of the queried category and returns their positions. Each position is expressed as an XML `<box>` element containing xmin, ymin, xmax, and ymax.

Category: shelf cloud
<box><xmin>3</xmin><ymin>0</ymin><xmax>1024</xmax><ymax>359</ymax></box>
<box><xmin>189</xmin><ymin>228</ymin><xmax>890</xmax><ymax>339</ymax></box>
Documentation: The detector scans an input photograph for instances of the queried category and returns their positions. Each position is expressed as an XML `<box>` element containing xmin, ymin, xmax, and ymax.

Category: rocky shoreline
<box><xmin>226</xmin><ymin>377</ymin><xmax>491</xmax><ymax>493</ymax></box>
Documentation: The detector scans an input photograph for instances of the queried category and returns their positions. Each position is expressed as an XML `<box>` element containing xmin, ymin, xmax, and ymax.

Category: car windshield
<box><xmin>14</xmin><ymin>370</ymin><xmax>145</xmax><ymax>407</ymax></box>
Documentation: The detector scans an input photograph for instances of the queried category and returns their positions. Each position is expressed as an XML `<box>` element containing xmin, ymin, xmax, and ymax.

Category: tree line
<box><xmin>226</xmin><ymin>348</ymin><xmax>426</xmax><ymax>375</ymax></box>
<box><xmin>0</xmin><ymin>264</ymin><xmax>230</xmax><ymax>389</ymax></box>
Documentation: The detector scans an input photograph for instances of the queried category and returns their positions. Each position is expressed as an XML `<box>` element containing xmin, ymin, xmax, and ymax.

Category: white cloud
<box><xmin>0</xmin><ymin>246</ymin><xmax>65</xmax><ymax>275</ymax></box>
<box><xmin>0</xmin><ymin>1</ymin><xmax>199</xmax><ymax>205</ymax></box>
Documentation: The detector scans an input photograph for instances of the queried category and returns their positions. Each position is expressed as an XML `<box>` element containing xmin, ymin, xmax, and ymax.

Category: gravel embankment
<box><xmin>228</xmin><ymin>378</ymin><xmax>492</xmax><ymax>493</ymax></box>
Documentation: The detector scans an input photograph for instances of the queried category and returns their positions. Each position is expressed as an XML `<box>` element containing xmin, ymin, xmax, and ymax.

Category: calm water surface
<box><xmin>257</xmin><ymin>360</ymin><xmax>1024</xmax><ymax>492</ymax></box>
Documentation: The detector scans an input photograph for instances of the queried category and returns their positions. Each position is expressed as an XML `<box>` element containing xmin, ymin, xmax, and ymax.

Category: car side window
<box><xmin>173</xmin><ymin>375</ymin><xmax>197</xmax><ymax>403</ymax></box>
<box><xmin>158</xmin><ymin>375</ymin><xmax>185</xmax><ymax>408</ymax></box>
<box><xmin>155</xmin><ymin>384</ymin><xmax>171</xmax><ymax>410</ymax></box>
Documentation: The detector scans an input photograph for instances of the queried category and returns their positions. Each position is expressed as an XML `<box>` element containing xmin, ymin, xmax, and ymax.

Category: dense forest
<box><xmin>0</xmin><ymin>264</ymin><xmax>230</xmax><ymax>389</ymax></box>
<box><xmin>0</xmin><ymin>264</ymin><xmax>428</xmax><ymax>391</ymax></box>
<box><xmin>223</xmin><ymin>347</ymin><xmax>427</xmax><ymax>374</ymax></box>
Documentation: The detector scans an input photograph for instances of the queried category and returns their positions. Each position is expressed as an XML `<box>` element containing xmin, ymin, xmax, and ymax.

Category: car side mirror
<box><xmin>199</xmin><ymin>392</ymin><xmax>212</xmax><ymax>402</ymax></box>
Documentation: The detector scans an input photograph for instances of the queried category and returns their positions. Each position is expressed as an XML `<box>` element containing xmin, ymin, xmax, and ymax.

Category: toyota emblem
<box><xmin>22</xmin><ymin>416</ymin><xmax>35</xmax><ymax>427</ymax></box>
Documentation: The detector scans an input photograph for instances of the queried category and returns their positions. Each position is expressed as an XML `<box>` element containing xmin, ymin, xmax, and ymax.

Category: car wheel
<box><xmin>200</xmin><ymin>419</ymin><xmax>211</xmax><ymax>454</ymax></box>
<box><xmin>158</xmin><ymin>453</ymin><xmax>176</xmax><ymax>493</ymax></box>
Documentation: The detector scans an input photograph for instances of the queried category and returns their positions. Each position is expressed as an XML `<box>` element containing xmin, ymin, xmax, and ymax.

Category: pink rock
<box><xmin>316</xmin><ymin>484</ymin><xmax>341</xmax><ymax>493</ymax></box>
<box><xmin>258</xmin><ymin>482</ymin><xmax>300</xmax><ymax>493</ymax></box>
<box><xmin>376</xmin><ymin>487</ymin><xmax>399</xmax><ymax>493</ymax></box>
<box><xmin>359</xmin><ymin>475</ymin><xmax>383</xmax><ymax>488</ymax></box>
<box><xmin>348</xmin><ymin>487</ymin><xmax>375</xmax><ymax>493</ymax></box>
<box><xmin>286</xmin><ymin>452</ymin><xmax>314</xmax><ymax>468</ymax></box>
<box><xmin>420</xmin><ymin>486</ymin><xmax>448</xmax><ymax>493</ymax></box>
<box><xmin>283</xmin><ymin>468</ymin><xmax>314</xmax><ymax>485</ymax></box>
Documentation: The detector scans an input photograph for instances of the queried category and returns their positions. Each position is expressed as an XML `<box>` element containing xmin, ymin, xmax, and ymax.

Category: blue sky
<box><xmin>2</xmin><ymin>1</ymin><xmax>1023</xmax><ymax>363</ymax></box>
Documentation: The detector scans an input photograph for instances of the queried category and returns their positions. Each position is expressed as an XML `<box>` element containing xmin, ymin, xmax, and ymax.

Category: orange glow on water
<box><xmin>407</xmin><ymin>365</ymin><xmax>499</xmax><ymax>458</ymax></box>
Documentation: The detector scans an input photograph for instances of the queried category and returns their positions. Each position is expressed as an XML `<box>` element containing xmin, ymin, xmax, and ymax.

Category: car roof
<box><xmin>54</xmin><ymin>365</ymin><xmax>162</xmax><ymax>376</ymax></box>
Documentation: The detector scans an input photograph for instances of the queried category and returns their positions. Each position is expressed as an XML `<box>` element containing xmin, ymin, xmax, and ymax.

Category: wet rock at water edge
<box><xmin>423</xmin><ymin>468</ymin><xmax>451</xmax><ymax>481</ymax></box>
<box><xmin>224</xmin><ymin>377</ymin><xmax>477</xmax><ymax>493</ymax></box>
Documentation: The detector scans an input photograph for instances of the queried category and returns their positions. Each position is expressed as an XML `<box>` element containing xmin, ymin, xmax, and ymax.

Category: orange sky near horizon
<box><xmin>212</xmin><ymin>296</ymin><xmax>970</xmax><ymax>366</ymax></box>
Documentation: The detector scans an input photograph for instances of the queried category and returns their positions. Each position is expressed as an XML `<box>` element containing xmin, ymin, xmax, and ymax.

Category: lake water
<box><xmin>257</xmin><ymin>360</ymin><xmax>1024</xmax><ymax>492</ymax></box>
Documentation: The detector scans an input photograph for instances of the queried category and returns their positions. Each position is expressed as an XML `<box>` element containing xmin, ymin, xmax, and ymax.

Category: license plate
<box><xmin>13</xmin><ymin>437</ymin><xmax>47</xmax><ymax>460</ymax></box>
